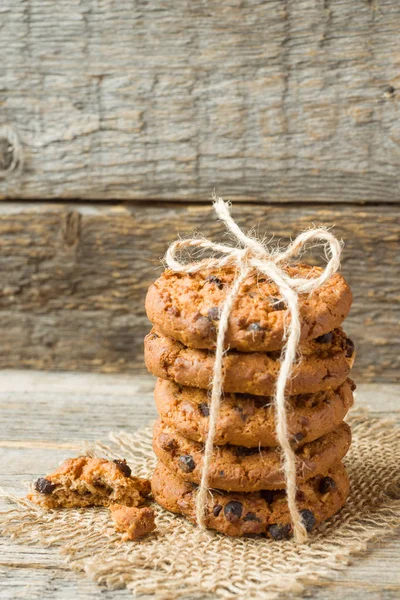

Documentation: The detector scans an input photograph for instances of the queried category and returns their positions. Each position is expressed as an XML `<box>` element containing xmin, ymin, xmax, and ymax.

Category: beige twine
<box><xmin>165</xmin><ymin>198</ymin><xmax>342</xmax><ymax>542</ymax></box>
<box><xmin>1</xmin><ymin>411</ymin><xmax>399</xmax><ymax>600</ymax></box>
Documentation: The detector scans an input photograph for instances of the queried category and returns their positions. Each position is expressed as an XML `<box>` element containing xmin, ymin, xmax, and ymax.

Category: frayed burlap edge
<box><xmin>1</xmin><ymin>410</ymin><xmax>399</xmax><ymax>600</ymax></box>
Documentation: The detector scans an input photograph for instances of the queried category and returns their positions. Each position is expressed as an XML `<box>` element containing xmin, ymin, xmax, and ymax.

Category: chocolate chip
<box><xmin>243</xmin><ymin>512</ymin><xmax>261</xmax><ymax>522</ymax></box>
<box><xmin>207</xmin><ymin>307</ymin><xmax>221</xmax><ymax>321</ymax></box>
<box><xmin>159</xmin><ymin>433</ymin><xmax>178</xmax><ymax>453</ymax></box>
<box><xmin>224</xmin><ymin>501</ymin><xmax>243</xmax><ymax>522</ymax></box>
<box><xmin>234</xmin><ymin>446</ymin><xmax>259</xmax><ymax>457</ymax></box>
<box><xmin>113</xmin><ymin>459</ymin><xmax>132</xmax><ymax>477</ymax></box>
<box><xmin>291</xmin><ymin>432</ymin><xmax>305</xmax><ymax>446</ymax></box>
<box><xmin>178</xmin><ymin>455</ymin><xmax>196</xmax><ymax>473</ymax></box>
<box><xmin>194</xmin><ymin>314</ymin><xmax>214</xmax><ymax>336</ymax></box>
<box><xmin>213</xmin><ymin>504</ymin><xmax>223</xmax><ymax>516</ymax></box>
<box><xmin>260</xmin><ymin>490</ymin><xmax>274</xmax><ymax>504</ymax></box>
<box><xmin>93</xmin><ymin>479</ymin><xmax>113</xmax><ymax>493</ymax></box>
<box><xmin>345</xmin><ymin>338</ymin><xmax>355</xmax><ymax>358</ymax></box>
<box><xmin>268</xmin><ymin>523</ymin><xmax>292</xmax><ymax>540</ymax></box>
<box><xmin>319</xmin><ymin>476</ymin><xmax>336</xmax><ymax>494</ymax></box>
<box><xmin>34</xmin><ymin>477</ymin><xmax>56</xmax><ymax>495</ymax></box>
<box><xmin>206</xmin><ymin>275</ymin><xmax>223</xmax><ymax>289</ymax></box>
<box><xmin>198</xmin><ymin>403</ymin><xmax>210</xmax><ymax>417</ymax></box>
<box><xmin>219</xmin><ymin>470</ymin><xmax>225</xmax><ymax>477</ymax></box>
<box><xmin>349</xmin><ymin>379</ymin><xmax>357</xmax><ymax>392</ymax></box>
<box><xmin>301</xmin><ymin>509</ymin><xmax>316</xmax><ymax>532</ymax></box>
<box><xmin>296</xmin><ymin>491</ymin><xmax>306</xmax><ymax>502</ymax></box>
<box><xmin>270</xmin><ymin>297</ymin><xmax>286</xmax><ymax>311</ymax></box>
<box><xmin>247</xmin><ymin>322</ymin><xmax>264</xmax><ymax>332</ymax></box>
<box><xmin>315</xmin><ymin>332</ymin><xmax>333</xmax><ymax>344</ymax></box>
<box><xmin>233</xmin><ymin>404</ymin><xmax>248</xmax><ymax>422</ymax></box>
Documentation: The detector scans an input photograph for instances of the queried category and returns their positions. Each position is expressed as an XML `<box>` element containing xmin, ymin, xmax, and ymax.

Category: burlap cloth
<box><xmin>1</xmin><ymin>410</ymin><xmax>399</xmax><ymax>600</ymax></box>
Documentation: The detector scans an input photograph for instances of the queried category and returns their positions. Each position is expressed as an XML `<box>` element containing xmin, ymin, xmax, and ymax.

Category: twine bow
<box><xmin>165</xmin><ymin>198</ymin><xmax>342</xmax><ymax>543</ymax></box>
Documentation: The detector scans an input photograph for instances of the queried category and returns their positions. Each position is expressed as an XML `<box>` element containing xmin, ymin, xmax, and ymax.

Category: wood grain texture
<box><xmin>0</xmin><ymin>202</ymin><xmax>398</xmax><ymax>381</ymax></box>
<box><xmin>0</xmin><ymin>371</ymin><xmax>399</xmax><ymax>600</ymax></box>
<box><xmin>0</xmin><ymin>1</ymin><xmax>400</xmax><ymax>202</ymax></box>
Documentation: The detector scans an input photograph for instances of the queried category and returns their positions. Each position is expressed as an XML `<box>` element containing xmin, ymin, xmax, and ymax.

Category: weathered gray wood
<box><xmin>0</xmin><ymin>371</ymin><xmax>399</xmax><ymax>600</ymax></box>
<box><xmin>0</xmin><ymin>1</ymin><xmax>400</xmax><ymax>202</ymax></box>
<box><xmin>0</xmin><ymin>202</ymin><xmax>398</xmax><ymax>381</ymax></box>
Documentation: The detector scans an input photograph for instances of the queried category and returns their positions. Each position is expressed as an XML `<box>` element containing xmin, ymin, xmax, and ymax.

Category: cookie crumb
<box><xmin>110</xmin><ymin>505</ymin><xmax>156</xmax><ymax>540</ymax></box>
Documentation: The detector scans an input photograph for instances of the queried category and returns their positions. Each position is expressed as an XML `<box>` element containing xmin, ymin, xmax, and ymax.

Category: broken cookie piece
<box><xmin>110</xmin><ymin>504</ymin><xmax>156</xmax><ymax>540</ymax></box>
<box><xmin>28</xmin><ymin>456</ymin><xmax>151</xmax><ymax>509</ymax></box>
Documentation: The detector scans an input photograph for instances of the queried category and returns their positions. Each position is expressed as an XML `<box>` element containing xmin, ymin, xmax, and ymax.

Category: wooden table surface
<box><xmin>0</xmin><ymin>370</ymin><xmax>399</xmax><ymax>600</ymax></box>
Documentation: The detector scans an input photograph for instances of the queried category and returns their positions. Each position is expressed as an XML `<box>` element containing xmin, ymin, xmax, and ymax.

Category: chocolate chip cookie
<box><xmin>28</xmin><ymin>457</ymin><xmax>151</xmax><ymax>509</ymax></box>
<box><xmin>152</xmin><ymin>460</ymin><xmax>350</xmax><ymax>538</ymax></box>
<box><xmin>145</xmin><ymin>328</ymin><xmax>355</xmax><ymax>396</ymax></box>
<box><xmin>146</xmin><ymin>264</ymin><xmax>352</xmax><ymax>352</ymax></box>
<box><xmin>152</xmin><ymin>419</ymin><xmax>351</xmax><ymax>492</ymax></box>
<box><xmin>154</xmin><ymin>378</ymin><xmax>355</xmax><ymax>448</ymax></box>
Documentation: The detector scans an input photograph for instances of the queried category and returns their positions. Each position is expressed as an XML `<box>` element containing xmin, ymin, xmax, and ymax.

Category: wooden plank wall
<box><xmin>0</xmin><ymin>202</ymin><xmax>398</xmax><ymax>381</ymax></box>
<box><xmin>0</xmin><ymin>1</ymin><xmax>399</xmax><ymax>381</ymax></box>
<box><xmin>0</xmin><ymin>0</ymin><xmax>400</xmax><ymax>202</ymax></box>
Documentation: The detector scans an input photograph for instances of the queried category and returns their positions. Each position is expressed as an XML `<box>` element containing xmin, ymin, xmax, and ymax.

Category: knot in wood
<box><xmin>0</xmin><ymin>137</ymin><xmax>14</xmax><ymax>172</ymax></box>
<box><xmin>383</xmin><ymin>85</ymin><xmax>396</xmax><ymax>99</ymax></box>
<box><xmin>0</xmin><ymin>126</ymin><xmax>24</xmax><ymax>177</ymax></box>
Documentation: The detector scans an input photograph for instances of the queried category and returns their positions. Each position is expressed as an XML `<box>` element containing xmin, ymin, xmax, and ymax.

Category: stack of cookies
<box><xmin>145</xmin><ymin>265</ymin><xmax>355</xmax><ymax>539</ymax></box>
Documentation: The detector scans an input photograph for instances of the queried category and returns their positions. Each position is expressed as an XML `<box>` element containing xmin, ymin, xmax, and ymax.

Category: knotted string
<box><xmin>165</xmin><ymin>198</ymin><xmax>342</xmax><ymax>543</ymax></box>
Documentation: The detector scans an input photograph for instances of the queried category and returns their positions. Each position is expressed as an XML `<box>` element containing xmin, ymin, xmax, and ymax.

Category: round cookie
<box><xmin>145</xmin><ymin>328</ymin><xmax>355</xmax><ymax>396</ymax></box>
<box><xmin>154</xmin><ymin>378</ymin><xmax>355</xmax><ymax>448</ymax></box>
<box><xmin>146</xmin><ymin>264</ymin><xmax>352</xmax><ymax>352</ymax></box>
<box><xmin>152</xmin><ymin>419</ymin><xmax>352</xmax><ymax>492</ymax></box>
<box><xmin>152</xmin><ymin>460</ymin><xmax>350</xmax><ymax>538</ymax></box>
